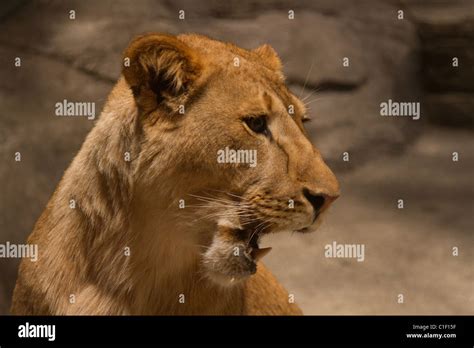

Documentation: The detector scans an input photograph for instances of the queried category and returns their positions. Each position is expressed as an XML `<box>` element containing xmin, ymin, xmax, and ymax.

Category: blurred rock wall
<box><xmin>404</xmin><ymin>0</ymin><xmax>474</xmax><ymax>128</ymax></box>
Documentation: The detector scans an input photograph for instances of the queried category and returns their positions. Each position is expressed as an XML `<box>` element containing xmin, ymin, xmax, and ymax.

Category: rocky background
<box><xmin>0</xmin><ymin>0</ymin><xmax>472</xmax><ymax>314</ymax></box>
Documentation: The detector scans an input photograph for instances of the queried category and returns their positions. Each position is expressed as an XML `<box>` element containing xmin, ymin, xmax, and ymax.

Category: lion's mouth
<box><xmin>248</xmin><ymin>231</ymin><xmax>272</xmax><ymax>261</ymax></box>
<box><xmin>201</xmin><ymin>221</ymin><xmax>273</xmax><ymax>286</ymax></box>
<box><xmin>202</xmin><ymin>204</ymin><xmax>325</xmax><ymax>286</ymax></box>
<box><xmin>203</xmin><ymin>211</ymin><xmax>321</xmax><ymax>286</ymax></box>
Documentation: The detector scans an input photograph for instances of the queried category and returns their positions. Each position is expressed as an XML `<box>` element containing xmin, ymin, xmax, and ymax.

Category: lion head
<box><xmin>122</xmin><ymin>33</ymin><xmax>340</xmax><ymax>286</ymax></box>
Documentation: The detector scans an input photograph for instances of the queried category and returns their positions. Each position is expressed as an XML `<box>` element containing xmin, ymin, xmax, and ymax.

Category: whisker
<box><xmin>187</xmin><ymin>195</ymin><xmax>246</xmax><ymax>207</ymax></box>
<box><xmin>298</xmin><ymin>61</ymin><xmax>314</xmax><ymax>100</ymax></box>
<box><xmin>206</xmin><ymin>189</ymin><xmax>247</xmax><ymax>200</ymax></box>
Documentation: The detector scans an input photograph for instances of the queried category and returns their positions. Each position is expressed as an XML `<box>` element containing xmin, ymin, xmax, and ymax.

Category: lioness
<box><xmin>11</xmin><ymin>33</ymin><xmax>339</xmax><ymax>315</ymax></box>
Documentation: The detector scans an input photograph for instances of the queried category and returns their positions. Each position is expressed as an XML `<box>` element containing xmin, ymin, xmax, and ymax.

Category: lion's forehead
<box><xmin>179</xmin><ymin>33</ymin><xmax>257</xmax><ymax>64</ymax></box>
<box><xmin>178</xmin><ymin>34</ymin><xmax>306</xmax><ymax>119</ymax></box>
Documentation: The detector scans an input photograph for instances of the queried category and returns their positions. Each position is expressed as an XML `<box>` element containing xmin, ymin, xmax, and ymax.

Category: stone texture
<box><xmin>424</xmin><ymin>93</ymin><xmax>474</xmax><ymax>128</ymax></box>
<box><xmin>400</xmin><ymin>0</ymin><xmax>474</xmax><ymax>127</ymax></box>
<box><xmin>409</xmin><ymin>2</ymin><xmax>474</xmax><ymax>92</ymax></box>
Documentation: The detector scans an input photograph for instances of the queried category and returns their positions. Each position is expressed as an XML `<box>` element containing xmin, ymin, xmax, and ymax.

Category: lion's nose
<box><xmin>303</xmin><ymin>188</ymin><xmax>339</xmax><ymax>217</ymax></box>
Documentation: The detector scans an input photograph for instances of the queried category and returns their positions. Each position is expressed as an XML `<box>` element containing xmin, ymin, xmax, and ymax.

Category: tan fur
<box><xmin>11</xmin><ymin>33</ymin><xmax>338</xmax><ymax>315</ymax></box>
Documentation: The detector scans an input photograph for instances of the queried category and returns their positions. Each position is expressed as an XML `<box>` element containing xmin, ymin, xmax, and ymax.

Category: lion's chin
<box><xmin>201</xmin><ymin>242</ymin><xmax>258</xmax><ymax>287</ymax></box>
<box><xmin>204</xmin><ymin>270</ymin><xmax>251</xmax><ymax>288</ymax></box>
<box><xmin>201</xmin><ymin>219</ymin><xmax>276</xmax><ymax>287</ymax></box>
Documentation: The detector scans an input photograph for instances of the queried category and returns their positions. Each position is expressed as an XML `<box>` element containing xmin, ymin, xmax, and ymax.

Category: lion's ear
<box><xmin>122</xmin><ymin>33</ymin><xmax>202</xmax><ymax>112</ymax></box>
<box><xmin>253</xmin><ymin>44</ymin><xmax>282</xmax><ymax>71</ymax></box>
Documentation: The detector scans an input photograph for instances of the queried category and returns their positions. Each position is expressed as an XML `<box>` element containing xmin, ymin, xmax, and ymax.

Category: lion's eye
<box><xmin>244</xmin><ymin>116</ymin><xmax>267</xmax><ymax>135</ymax></box>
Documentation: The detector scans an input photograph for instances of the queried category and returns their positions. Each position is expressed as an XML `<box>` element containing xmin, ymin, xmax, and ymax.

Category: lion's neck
<box><xmin>126</xmin><ymin>191</ymin><xmax>244</xmax><ymax>315</ymax></box>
